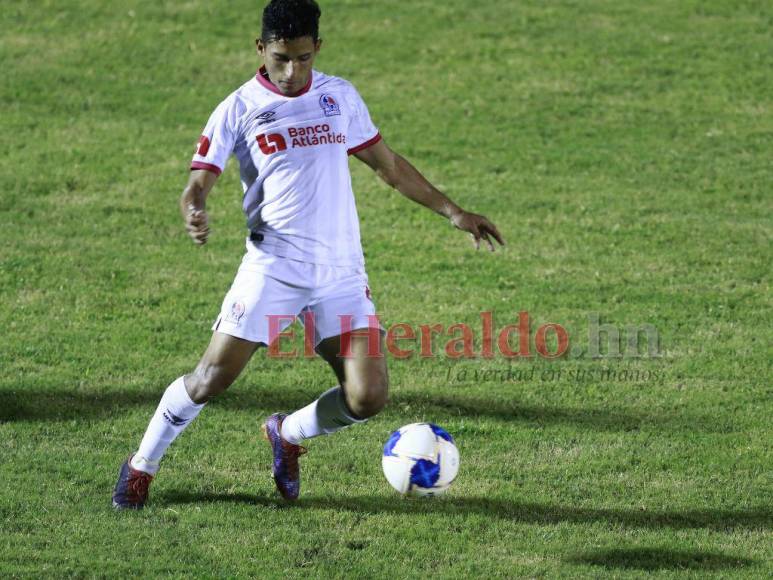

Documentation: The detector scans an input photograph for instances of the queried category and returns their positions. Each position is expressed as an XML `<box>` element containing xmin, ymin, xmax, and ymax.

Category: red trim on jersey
<box><xmin>197</xmin><ymin>135</ymin><xmax>211</xmax><ymax>156</ymax></box>
<box><xmin>347</xmin><ymin>133</ymin><xmax>382</xmax><ymax>156</ymax></box>
<box><xmin>190</xmin><ymin>161</ymin><xmax>222</xmax><ymax>175</ymax></box>
<box><xmin>256</xmin><ymin>66</ymin><xmax>313</xmax><ymax>97</ymax></box>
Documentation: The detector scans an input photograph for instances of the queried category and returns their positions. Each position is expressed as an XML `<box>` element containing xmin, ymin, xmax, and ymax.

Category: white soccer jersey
<box><xmin>191</xmin><ymin>67</ymin><xmax>381</xmax><ymax>267</ymax></box>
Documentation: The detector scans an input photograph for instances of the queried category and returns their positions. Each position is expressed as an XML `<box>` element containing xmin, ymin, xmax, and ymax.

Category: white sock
<box><xmin>131</xmin><ymin>376</ymin><xmax>206</xmax><ymax>474</ymax></box>
<box><xmin>280</xmin><ymin>386</ymin><xmax>366</xmax><ymax>445</ymax></box>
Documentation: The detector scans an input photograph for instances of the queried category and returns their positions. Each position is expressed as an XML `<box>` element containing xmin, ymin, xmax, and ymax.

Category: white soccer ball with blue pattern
<box><xmin>382</xmin><ymin>422</ymin><xmax>460</xmax><ymax>496</ymax></box>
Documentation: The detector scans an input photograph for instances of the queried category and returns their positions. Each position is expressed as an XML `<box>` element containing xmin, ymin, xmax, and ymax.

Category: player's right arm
<box><xmin>184</xmin><ymin>93</ymin><xmax>237</xmax><ymax>245</ymax></box>
<box><xmin>180</xmin><ymin>169</ymin><xmax>219</xmax><ymax>245</ymax></box>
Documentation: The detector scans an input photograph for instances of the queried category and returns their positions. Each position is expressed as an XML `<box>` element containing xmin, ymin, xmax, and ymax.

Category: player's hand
<box><xmin>450</xmin><ymin>210</ymin><xmax>505</xmax><ymax>252</ymax></box>
<box><xmin>184</xmin><ymin>204</ymin><xmax>210</xmax><ymax>245</ymax></box>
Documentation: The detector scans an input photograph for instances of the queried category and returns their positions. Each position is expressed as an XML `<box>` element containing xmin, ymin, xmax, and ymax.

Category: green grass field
<box><xmin>2</xmin><ymin>0</ymin><xmax>771</xmax><ymax>576</ymax></box>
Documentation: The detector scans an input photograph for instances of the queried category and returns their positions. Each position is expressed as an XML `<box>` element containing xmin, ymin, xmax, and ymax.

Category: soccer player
<box><xmin>112</xmin><ymin>0</ymin><xmax>504</xmax><ymax>509</ymax></box>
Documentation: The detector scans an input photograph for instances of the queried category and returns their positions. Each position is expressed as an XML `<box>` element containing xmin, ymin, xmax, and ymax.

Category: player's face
<box><xmin>257</xmin><ymin>36</ymin><xmax>321</xmax><ymax>96</ymax></box>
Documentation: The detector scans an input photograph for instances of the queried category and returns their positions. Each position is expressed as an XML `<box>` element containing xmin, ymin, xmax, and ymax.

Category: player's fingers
<box><xmin>481</xmin><ymin>231</ymin><xmax>495</xmax><ymax>252</ymax></box>
<box><xmin>186</xmin><ymin>216</ymin><xmax>208</xmax><ymax>228</ymax></box>
<box><xmin>187</xmin><ymin>205</ymin><xmax>205</xmax><ymax>218</ymax></box>
<box><xmin>187</xmin><ymin>209</ymin><xmax>208</xmax><ymax>224</ymax></box>
<box><xmin>188</xmin><ymin>225</ymin><xmax>209</xmax><ymax>240</ymax></box>
<box><xmin>477</xmin><ymin>229</ymin><xmax>493</xmax><ymax>252</ymax></box>
<box><xmin>482</xmin><ymin>222</ymin><xmax>505</xmax><ymax>246</ymax></box>
<box><xmin>188</xmin><ymin>214</ymin><xmax>207</xmax><ymax>227</ymax></box>
<box><xmin>476</xmin><ymin>218</ymin><xmax>503</xmax><ymax>245</ymax></box>
<box><xmin>186</xmin><ymin>224</ymin><xmax>207</xmax><ymax>235</ymax></box>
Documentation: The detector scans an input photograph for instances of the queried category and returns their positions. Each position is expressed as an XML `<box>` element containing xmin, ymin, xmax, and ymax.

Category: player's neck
<box><xmin>256</xmin><ymin>66</ymin><xmax>313</xmax><ymax>97</ymax></box>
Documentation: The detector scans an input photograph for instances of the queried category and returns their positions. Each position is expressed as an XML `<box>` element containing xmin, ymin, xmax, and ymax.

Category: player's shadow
<box><xmin>565</xmin><ymin>548</ymin><xmax>756</xmax><ymax>571</ymax></box>
<box><xmin>159</xmin><ymin>491</ymin><xmax>772</xmax><ymax>533</ymax></box>
<box><xmin>0</xmin><ymin>385</ymin><xmax>724</xmax><ymax>433</ymax></box>
<box><xmin>0</xmin><ymin>385</ymin><xmax>313</xmax><ymax>423</ymax></box>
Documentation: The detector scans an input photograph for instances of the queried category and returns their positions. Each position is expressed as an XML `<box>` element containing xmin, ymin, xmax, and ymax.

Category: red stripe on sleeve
<box><xmin>347</xmin><ymin>133</ymin><xmax>382</xmax><ymax>156</ymax></box>
<box><xmin>190</xmin><ymin>161</ymin><xmax>222</xmax><ymax>175</ymax></box>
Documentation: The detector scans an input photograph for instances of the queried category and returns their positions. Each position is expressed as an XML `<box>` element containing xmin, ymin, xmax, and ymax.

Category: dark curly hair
<box><xmin>261</xmin><ymin>0</ymin><xmax>321</xmax><ymax>42</ymax></box>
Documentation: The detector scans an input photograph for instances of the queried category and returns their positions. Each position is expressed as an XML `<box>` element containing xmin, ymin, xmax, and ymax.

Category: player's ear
<box><xmin>256</xmin><ymin>38</ymin><xmax>265</xmax><ymax>56</ymax></box>
<box><xmin>315</xmin><ymin>38</ymin><xmax>322</xmax><ymax>53</ymax></box>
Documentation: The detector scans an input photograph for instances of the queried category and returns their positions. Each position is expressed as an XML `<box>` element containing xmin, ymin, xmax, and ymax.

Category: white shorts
<box><xmin>212</xmin><ymin>239</ymin><xmax>382</xmax><ymax>347</ymax></box>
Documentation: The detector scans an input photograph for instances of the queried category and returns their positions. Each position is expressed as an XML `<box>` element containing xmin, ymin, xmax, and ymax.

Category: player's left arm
<box><xmin>354</xmin><ymin>139</ymin><xmax>505</xmax><ymax>251</ymax></box>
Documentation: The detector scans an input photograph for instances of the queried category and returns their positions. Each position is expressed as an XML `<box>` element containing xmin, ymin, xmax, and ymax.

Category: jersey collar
<box><xmin>256</xmin><ymin>66</ymin><xmax>313</xmax><ymax>97</ymax></box>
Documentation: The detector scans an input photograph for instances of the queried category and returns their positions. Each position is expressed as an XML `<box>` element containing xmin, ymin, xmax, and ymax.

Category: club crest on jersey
<box><xmin>319</xmin><ymin>94</ymin><xmax>341</xmax><ymax>117</ymax></box>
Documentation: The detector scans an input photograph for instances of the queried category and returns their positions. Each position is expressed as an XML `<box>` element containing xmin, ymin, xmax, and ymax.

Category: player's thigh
<box><xmin>194</xmin><ymin>261</ymin><xmax>310</xmax><ymax>399</ymax></box>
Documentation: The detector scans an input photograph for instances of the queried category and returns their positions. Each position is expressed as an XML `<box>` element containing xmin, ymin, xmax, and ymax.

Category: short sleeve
<box><xmin>345</xmin><ymin>87</ymin><xmax>381</xmax><ymax>156</ymax></box>
<box><xmin>191</xmin><ymin>97</ymin><xmax>237</xmax><ymax>175</ymax></box>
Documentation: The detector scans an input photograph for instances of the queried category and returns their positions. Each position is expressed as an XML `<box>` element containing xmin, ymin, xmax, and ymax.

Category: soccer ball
<box><xmin>381</xmin><ymin>422</ymin><xmax>460</xmax><ymax>496</ymax></box>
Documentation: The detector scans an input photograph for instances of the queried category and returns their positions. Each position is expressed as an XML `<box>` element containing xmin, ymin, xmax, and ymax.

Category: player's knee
<box><xmin>347</xmin><ymin>378</ymin><xmax>389</xmax><ymax>419</ymax></box>
<box><xmin>186</xmin><ymin>364</ymin><xmax>236</xmax><ymax>403</ymax></box>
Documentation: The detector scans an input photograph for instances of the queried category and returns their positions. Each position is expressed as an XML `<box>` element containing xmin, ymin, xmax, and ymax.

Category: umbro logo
<box><xmin>255</xmin><ymin>111</ymin><xmax>277</xmax><ymax>125</ymax></box>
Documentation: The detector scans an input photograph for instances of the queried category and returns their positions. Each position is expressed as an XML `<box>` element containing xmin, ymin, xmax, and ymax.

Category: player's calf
<box><xmin>184</xmin><ymin>365</ymin><xmax>238</xmax><ymax>403</ymax></box>
<box><xmin>343</xmin><ymin>378</ymin><xmax>388</xmax><ymax>419</ymax></box>
<box><xmin>185</xmin><ymin>331</ymin><xmax>259</xmax><ymax>403</ymax></box>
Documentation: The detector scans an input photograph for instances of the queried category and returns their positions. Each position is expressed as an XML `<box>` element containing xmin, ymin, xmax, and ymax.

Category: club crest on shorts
<box><xmin>226</xmin><ymin>300</ymin><xmax>246</xmax><ymax>325</ymax></box>
<box><xmin>319</xmin><ymin>94</ymin><xmax>341</xmax><ymax>117</ymax></box>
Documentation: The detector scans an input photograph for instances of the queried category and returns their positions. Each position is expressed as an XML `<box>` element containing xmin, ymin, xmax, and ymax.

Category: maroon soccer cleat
<box><xmin>112</xmin><ymin>454</ymin><xmax>154</xmax><ymax>510</ymax></box>
<box><xmin>262</xmin><ymin>413</ymin><xmax>307</xmax><ymax>500</ymax></box>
